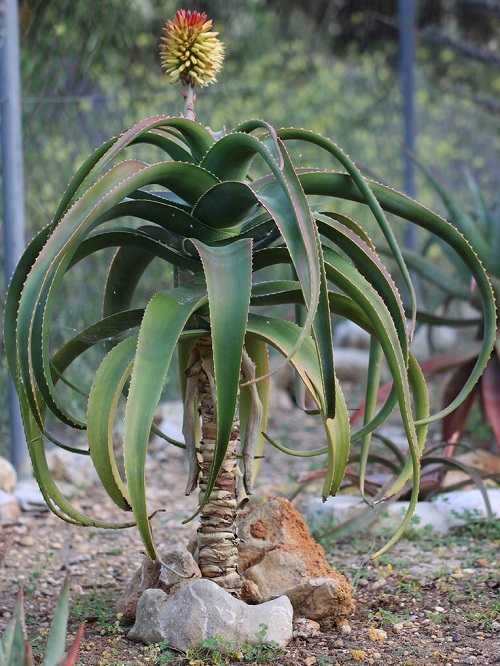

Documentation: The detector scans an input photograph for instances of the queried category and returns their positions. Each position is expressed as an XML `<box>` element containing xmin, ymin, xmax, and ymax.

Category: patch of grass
<box><xmin>70</xmin><ymin>588</ymin><xmax>119</xmax><ymax>633</ymax></box>
<box><xmin>450</xmin><ymin>513</ymin><xmax>500</xmax><ymax>540</ymax></box>
<box><xmin>178</xmin><ymin>624</ymin><xmax>283</xmax><ymax>665</ymax></box>
<box><xmin>462</xmin><ymin>600</ymin><xmax>500</xmax><ymax>629</ymax></box>
<box><xmin>370</xmin><ymin>607</ymin><xmax>411</xmax><ymax>626</ymax></box>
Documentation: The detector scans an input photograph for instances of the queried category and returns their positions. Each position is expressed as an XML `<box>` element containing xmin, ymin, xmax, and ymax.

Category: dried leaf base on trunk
<box><xmin>191</xmin><ymin>337</ymin><xmax>242</xmax><ymax>597</ymax></box>
<box><xmin>197</xmin><ymin>438</ymin><xmax>241</xmax><ymax>595</ymax></box>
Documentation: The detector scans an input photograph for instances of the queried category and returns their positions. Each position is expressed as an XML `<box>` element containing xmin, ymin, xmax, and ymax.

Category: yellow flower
<box><xmin>160</xmin><ymin>9</ymin><xmax>225</xmax><ymax>88</ymax></box>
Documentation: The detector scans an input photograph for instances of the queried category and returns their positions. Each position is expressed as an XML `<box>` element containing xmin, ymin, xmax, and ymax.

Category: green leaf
<box><xmin>246</xmin><ymin>313</ymin><xmax>350</xmax><ymax>497</ymax></box>
<box><xmin>187</xmin><ymin>239</ymin><xmax>253</xmax><ymax>518</ymax></box>
<box><xmin>42</xmin><ymin>579</ymin><xmax>70</xmax><ymax>666</ymax></box>
<box><xmin>192</xmin><ymin>181</ymin><xmax>259</xmax><ymax>230</ymax></box>
<box><xmin>300</xmin><ymin>170</ymin><xmax>497</xmax><ymax>423</ymax></box>
<box><xmin>87</xmin><ymin>336</ymin><xmax>137</xmax><ymax>511</ymax></box>
<box><xmin>123</xmin><ymin>286</ymin><xmax>207</xmax><ymax>559</ymax></box>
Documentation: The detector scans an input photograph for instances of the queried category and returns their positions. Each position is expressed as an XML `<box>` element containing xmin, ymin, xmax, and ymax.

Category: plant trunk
<box><xmin>195</xmin><ymin>337</ymin><xmax>242</xmax><ymax>597</ymax></box>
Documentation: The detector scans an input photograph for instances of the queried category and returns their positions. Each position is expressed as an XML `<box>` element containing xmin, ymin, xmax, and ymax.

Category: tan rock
<box><xmin>237</xmin><ymin>497</ymin><xmax>355</xmax><ymax>625</ymax></box>
<box><xmin>117</xmin><ymin>556</ymin><xmax>161</xmax><ymax>620</ymax></box>
<box><xmin>0</xmin><ymin>490</ymin><xmax>20</xmax><ymax>521</ymax></box>
<box><xmin>0</xmin><ymin>457</ymin><xmax>17</xmax><ymax>493</ymax></box>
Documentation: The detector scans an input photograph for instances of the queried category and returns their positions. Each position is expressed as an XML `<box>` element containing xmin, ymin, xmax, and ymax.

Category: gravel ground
<box><xmin>0</xmin><ymin>406</ymin><xmax>499</xmax><ymax>666</ymax></box>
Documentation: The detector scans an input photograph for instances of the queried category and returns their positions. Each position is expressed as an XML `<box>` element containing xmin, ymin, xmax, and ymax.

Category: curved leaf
<box><xmin>187</xmin><ymin>239</ymin><xmax>253</xmax><ymax>518</ymax></box>
<box><xmin>87</xmin><ymin>336</ymin><xmax>137</xmax><ymax>511</ymax></box>
<box><xmin>123</xmin><ymin>286</ymin><xmax>207</xmax><ymax>559</ymax></box>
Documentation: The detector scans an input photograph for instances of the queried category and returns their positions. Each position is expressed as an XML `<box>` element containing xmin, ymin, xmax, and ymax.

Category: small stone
<box><xmin>128</xmin><ymin>579</ymin><xmax>293</xmax><ymax>649</ymax></box>
<box><xmin>16</xmin><ymin>536</ymin><xmax>35</xmax><ymax>547</ymax></box>
<box><xmin>159</xmin><ymin>547</ymin><xmax>201</xmax><ymax>592</ymax></box>
<box><xmin>283</xmin><ymin>577</ymin><xmax>354</xmax><ymax>625</ymax></box>
<box><xmin>369</xmin><ymin>627</ymin><xmax>387</xmax><ymax>641</ymax></box>
<box><xmin>293</xmin><ymin>617</ymin><xmax>321</xmax><ymax>639</ymax></box>
<box><xmin>339</xmin><ymin>620</ymin><xmax>352</xmax><ymax>635</ymax></box>
<box><xmin>392</xmin><ymin>623</ymin><xmax>404</xmax><ymax>634</ymax></box>
<box><xmin>357</xmin><ymin>578</ymin><xmax>369</xmax><ymax>587</ymax></box>
<box><xmin>371</xmin><ymin>578</ymin><xmax>387</xmax><ymax>591</ymax></box>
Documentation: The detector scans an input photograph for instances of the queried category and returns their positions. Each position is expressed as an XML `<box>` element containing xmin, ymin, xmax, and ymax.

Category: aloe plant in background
<box><xmin>0</xmin><ymin>580</ymin><xmax>83</xmax><ymax>666</ymax></box>
<box><xmin>3</xmin><ymin>9</ymin><xmax>496</xmax><ymax>597</ymax></box>
<box><xmin>400</xmin><ymin>161</ymin><xmax>500</xmax><ymax>457</ymax></box>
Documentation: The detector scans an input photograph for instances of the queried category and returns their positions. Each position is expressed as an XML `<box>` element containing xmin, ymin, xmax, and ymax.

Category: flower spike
<box><xmin>160</xmin><ymin>9</ymin><xmax>225</xmax><ymax>89</ymax></box>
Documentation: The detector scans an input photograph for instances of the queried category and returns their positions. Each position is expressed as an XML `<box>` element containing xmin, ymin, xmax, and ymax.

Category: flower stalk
<box><xmin>160</xmin><ymin>9</ymin><xmax>225</xmax><ymax>120</ymax></box>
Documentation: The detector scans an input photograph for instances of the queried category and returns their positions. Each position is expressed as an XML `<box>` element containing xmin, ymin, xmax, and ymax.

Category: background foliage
<box><xmin>1</xmin><ymin>0</ymin><xmax>499</xmax><ymax>454</ymax></box>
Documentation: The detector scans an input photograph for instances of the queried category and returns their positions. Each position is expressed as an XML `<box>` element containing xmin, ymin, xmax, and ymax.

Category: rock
<box><xmin>283</xmin><ymin>577</ymin><xmax>353</xmax><ymax>624</ymax></box>
<box><xmin>334</xmin><ymin>320</ymin><xmax>371</xmax><ymax>349</ymax></box>
<box><xmin>127</xmin><ymin>579</ymin><xmax>293</xmax><ymax>649</ymax></box>
<box><xmin>45</xmin><ymin>448</ymin><xmax>98</xmax><ymax>487</ymax></box>
<box><xmin>117</xmin><ymin>556</ymin><xmax>162</xmax><ymax>620</ymax></box>
<box><xmin>13</xmin><ymin>480</ymin><xmax>47</xmax><ymax>512</ymax></box>
<box><xmin>159</xmin><ymin>547</ymin><xmax>201</xmax><ymax>592</ymax></box>
<box><xmin>0</xmin><ymin>457</ymin><xmax>16</xmax><ymax>493</ymax></box>
<box><xmin>237</xmin><ymin>497</ymin><xmax>354</xmax><ymax>625</ymax></box>
<box><xmin>307</xmin><ymin>487</ymin><xmax>500</xmax><ymax>537</ymax></box>
<box><xmin>442</xmin><ymin>450</ymin><xmax>500</xmax><ymax>489</ymax></box>
<box><xmin>293</xmin><ymin>617</ymin><xmax>321</xmax><ymax>639</ymax></box>
<box><xmin>117</xmin><ymin>547</ymin><xmax>202</xmax><ymax>620</ymax></box>
<box><xmin>0</xmin><ymin>490</ymin><xmax>20</xmax><ymax>520</ymax></box>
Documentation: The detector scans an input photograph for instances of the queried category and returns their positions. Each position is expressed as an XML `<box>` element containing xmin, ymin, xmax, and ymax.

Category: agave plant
<box><xmin>0</xmin><ymin>580</ymin><xmax>83</xmax><ymax>666</ymax></box>
<box><xmin>3</xmin><ymin>11</ymin><xmax>496</xmax><ymax>598</ymax></box>
<box><xmin>399</xmin><ymin>162</ymin><xmax>500</xmax><ymax>456</ymax></box>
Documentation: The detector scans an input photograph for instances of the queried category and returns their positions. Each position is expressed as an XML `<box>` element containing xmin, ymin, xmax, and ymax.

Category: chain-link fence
<box><xmin>1</xmin><ymin>0</ymin><xmax>499</xmax><ymax>462</ymax></box>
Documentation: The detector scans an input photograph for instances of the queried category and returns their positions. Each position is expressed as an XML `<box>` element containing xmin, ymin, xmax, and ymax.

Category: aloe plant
<box><xmin>0</xmin><ymin>580</ymin><xmax>83</xmax><ymax>666</ymax></box>
<box><xmin>3</xmin><ymin>10</ymin><xmax>496</xmax><ymax>596</ymax></box>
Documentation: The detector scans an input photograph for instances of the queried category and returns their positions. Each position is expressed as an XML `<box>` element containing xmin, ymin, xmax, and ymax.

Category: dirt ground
<box><xmin>0</xmin><ymin>407</ymin><xmax>499</xmax><ymax>666</ymax></box>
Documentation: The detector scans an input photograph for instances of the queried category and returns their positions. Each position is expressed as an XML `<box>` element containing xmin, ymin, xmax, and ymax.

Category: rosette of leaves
<box><xmin>0</xmin><ymin>580</ymin><xmax>83</xmax><ymax>666</ymax></box>
<box><xmin>4</xmin><ymin>117</ymin><xmax>496</xmax><ymax>593</ymax></box>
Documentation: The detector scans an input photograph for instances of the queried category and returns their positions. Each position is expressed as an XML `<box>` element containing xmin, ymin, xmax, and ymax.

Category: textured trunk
<box><xmin>193</xmin><ymin>337</ymin><xmax>242</xmax><ymax>597</ymax></box>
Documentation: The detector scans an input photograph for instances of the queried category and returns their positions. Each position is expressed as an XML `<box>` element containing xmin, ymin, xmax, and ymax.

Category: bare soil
<box><xmin>0</xmin><ymin>407</ymin><xmax>498</xmax><ymax>666</ymax></box>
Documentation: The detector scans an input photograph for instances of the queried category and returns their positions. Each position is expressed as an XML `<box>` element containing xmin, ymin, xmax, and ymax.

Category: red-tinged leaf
<box><xmin>57</xmin><ymin>624</ymin><xmax>85</xmax><ymax>666</ymax></box>
<box><xmin>441</xmin><ymin>358</ymin><xmax>479</xmax><ymax>444</ymax></box>
<box><xmin>419</xmin><ymin>346</ymin><xmax>481</xmax><ymax>377</ymax></box>
<box><xmin>481</xmin><ymin>354</ymin><xmax>500</xmax><ymax>452</ymax></box>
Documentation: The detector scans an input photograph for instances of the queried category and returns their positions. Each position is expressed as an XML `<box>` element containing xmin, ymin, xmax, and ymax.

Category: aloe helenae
<box><xmin>3</xmin><ymin>7</ymin><xmax>497</xmax><ymax>595</ymax></box>
<box><xmin>3</xmin><ymin>115</ymin><xmax>496</xmax><ymax>588</ymax></box>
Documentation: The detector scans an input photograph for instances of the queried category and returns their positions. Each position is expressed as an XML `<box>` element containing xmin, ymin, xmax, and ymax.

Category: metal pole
<box><xmin>1</xmin><ymin>0</ymin><xmax>30</xmax><ymax>478</ymax></box>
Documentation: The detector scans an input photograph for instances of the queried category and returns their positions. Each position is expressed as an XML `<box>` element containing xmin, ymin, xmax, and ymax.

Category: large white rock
<box><xmin>127</xmin><ymin>579</ymin><xmax>293</xmax><ymax>649</ymax></box>
<box><xmin>308</xmin><ymin>487</ymin><xmax>500</xmax><ymax>535</ymax></box>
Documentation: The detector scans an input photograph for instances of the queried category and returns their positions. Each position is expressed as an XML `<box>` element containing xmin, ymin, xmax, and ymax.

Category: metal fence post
<box><xmin>1</xmin><ymin>0</ymin><xmax>30</xmax><ymax>478</ymax></box>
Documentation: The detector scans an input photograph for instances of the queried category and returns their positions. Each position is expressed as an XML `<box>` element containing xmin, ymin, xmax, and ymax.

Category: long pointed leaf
<box><xmin>123</xmin><ymin>286</ymin><xmax>207</xmax><ymax>559</ymax></box>
<box><xmin>187</xmin><ymin>239</ymin><xmax>253</xmax><ymax>519</ymax></box>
